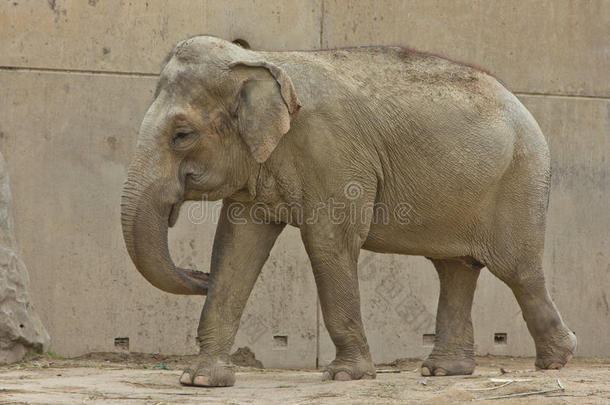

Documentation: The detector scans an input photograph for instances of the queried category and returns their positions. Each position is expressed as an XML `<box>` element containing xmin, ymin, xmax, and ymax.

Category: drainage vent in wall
<box><xmin>422</xmin><ymin>334</ymin><xmax>435</xmax><ymax>346</ymax></box>
<box><xmin>114</xmin><ymin>337</ymin><xmax>129</xmax><ymax>351</ymax></box>
<box><xmin>494</xmin><ymin>333</ymin><xmax>507</xmax><ymax>345</ymax></box>
<box><xmin>273</xmin><ymin>335</ymin><xmax>288</xmax><ymax>349</ymax></box>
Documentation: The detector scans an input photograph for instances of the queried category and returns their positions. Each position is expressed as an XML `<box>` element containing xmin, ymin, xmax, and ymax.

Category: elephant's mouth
<box><xmin>168</xmin><ymin>200</ymin><xmax>184</xmax><ymax>228</ymax></box>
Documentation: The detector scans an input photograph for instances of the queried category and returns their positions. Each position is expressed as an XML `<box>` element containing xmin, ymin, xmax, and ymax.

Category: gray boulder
<box><xmin>0</xmin><ymin>153</ymin><xmax>49</xmax><ymax>363</ymax></box>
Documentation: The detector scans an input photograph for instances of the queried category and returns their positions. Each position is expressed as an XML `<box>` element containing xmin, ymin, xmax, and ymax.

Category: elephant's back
<box><xmin>271</xmin><ymin>46</ymin><xmax>517</xmax><ymax>151</ymax></box>
<box><xmin>276</xmin><ymin>46</ymin><xmax>505</xmax><ymax>106</ymax></box>
<box><xmin>293</xmin><ymin>46</ymin><xmax>518</xmax><ymax>182</ymax></box>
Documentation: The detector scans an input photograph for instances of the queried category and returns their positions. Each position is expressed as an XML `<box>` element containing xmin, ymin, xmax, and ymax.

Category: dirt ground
<box><xmin>0</xmin><ymin>353</ymin><xmax>608</xmax><ymax>404</ymax></box>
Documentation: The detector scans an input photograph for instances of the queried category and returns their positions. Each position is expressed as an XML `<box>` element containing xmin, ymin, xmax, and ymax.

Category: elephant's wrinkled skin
<box><xmin>120</xmin><ymin>36</ymin><xmax>576</xmax><ymax>386</ymax></box>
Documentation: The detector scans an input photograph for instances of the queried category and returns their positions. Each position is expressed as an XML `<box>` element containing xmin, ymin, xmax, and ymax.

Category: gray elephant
<box><xmin>121</xmin><ymin>36</ymin><xmax>576</xmax><ymax>387</ymax></box>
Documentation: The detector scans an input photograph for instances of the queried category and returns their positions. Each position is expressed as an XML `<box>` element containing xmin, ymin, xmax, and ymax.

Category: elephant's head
<box><xmin>120</xmin><ymin>36</ymin><xmax>301</xmax><ymax>295</ymax></box>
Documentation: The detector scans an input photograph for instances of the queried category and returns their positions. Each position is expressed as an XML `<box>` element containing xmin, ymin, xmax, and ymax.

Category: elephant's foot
<box><xmin>535</xmin><ymin>328</ymin><xmax>577</xmax><ymax>370</ymax></box>
<box><xmin>179</xmin><ymin>354</ymin><xmax>235</xmax><ymax>387</ymax></box>
<box><xmin>322</xmin><ymin>358</ymin><xmax>376</xmax><ymax>381</ymax></box>
<box><xmin>421</xmin><ymin>355</ymin><xmax>475</xmax><ymax>376</ymax></box>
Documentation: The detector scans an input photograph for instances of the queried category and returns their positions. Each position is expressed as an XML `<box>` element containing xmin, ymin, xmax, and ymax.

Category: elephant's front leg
<box><xmin>180</xmin><ymin>200</ymin><xmax>285</xmax><ymax>387</ymax></box>
<box><xmin>301</xmin><ymin>222</ymin><xmax>375</xmax><ymax>381</ymax></box>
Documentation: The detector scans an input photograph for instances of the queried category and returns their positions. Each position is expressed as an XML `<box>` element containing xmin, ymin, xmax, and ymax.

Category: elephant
<box><xmin>120</xmin><ymin>35</ymin><xmax>576</xmax><ymax>387</ymax></box>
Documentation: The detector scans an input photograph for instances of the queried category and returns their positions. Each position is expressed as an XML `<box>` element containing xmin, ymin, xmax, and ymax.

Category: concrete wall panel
<box><xmin>525</xmin><ymin>95</ymin><xmax>610</xmax><ymax>357</ymax></box>
<box><xmin>0</xmin><ymin>0</ymin><xmax>322</xmax><ymax>73</ymax></box>
<box><xmin>322</xmin><ymin>0</ymin><xmax>610</xmax><ymax>97</ymax></box>
<box><xmin>0</xmin><ymin>71</ymin><xmax>317</xmax><ymax>367</ymax></box>
<box><xmin>232</xmin><ymin>226</ymin><xmax>317</xmax><ymax>369</ymax></box>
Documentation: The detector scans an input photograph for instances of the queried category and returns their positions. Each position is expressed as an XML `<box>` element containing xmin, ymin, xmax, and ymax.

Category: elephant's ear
<box><xmin>230</xmin><ymin>61</ymin><xmax>301</xmax><ymax>163</ymax></box>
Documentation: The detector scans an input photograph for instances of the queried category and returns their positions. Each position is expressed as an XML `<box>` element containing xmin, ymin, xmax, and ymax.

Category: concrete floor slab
<box><xmin>1</xmin><ymin>354</ymin><xmax>609</xmax><ymax>404</ymax></box>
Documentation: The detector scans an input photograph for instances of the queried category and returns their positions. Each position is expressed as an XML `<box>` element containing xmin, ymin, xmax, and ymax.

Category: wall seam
<box><xmin>0</xmin><ymin>66</ymin><xmax>158</xmax><ymax>78</ymax></box>
<box><xmin>319</xmin><ymin>0</ymin><xmax>325</xmax><ymax>49</ymax></box>
<box><xmin>514</xmin><ymin>92</ymin><xmax>609</xmax><ymax>101</ymax></box>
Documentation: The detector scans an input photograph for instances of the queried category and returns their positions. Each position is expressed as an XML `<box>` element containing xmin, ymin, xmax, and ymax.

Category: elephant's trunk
<box><xmin>120</xmin><ymin>163</ymin><xmax>208</xmax><ymax>295</ymax></box>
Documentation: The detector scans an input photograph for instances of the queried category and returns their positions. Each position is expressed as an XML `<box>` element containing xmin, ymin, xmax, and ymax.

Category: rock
<box><xmin>230</xmin><ymin>346</ymin><xmax>263</xmax><ymax>369</ymax></box>
<box><xmin>0</xmin><ymin>152</ymin><xmax>49</xmax><ymax>364</ymax></box>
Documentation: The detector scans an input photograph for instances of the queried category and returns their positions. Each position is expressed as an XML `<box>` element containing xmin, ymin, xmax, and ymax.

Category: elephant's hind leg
<box><xmin>482</xmin><ymin>147</ymin><xmax>576</xmax><ymax>370</ymax></box>
<box><xmin>421</xmin><ymin>258</ymin><xmax>482</xmax><ymax>376</ymax></box>
<box><xmin>485</xmin><ymin>254</ymin><xmax>576</xmax><ymax>370</ymax></box>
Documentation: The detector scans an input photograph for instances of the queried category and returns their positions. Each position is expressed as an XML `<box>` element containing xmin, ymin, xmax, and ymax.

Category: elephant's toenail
<box><xmin>421</xmin><ymin>366</ymin><xmax>432</xmax><ymax>376</ymax></box>
<box><xmin>322</xmin><ymin>371</ymin><xmax>332</xmax><ymax>381</ymax></box>
<box><xmin>334</xmin><ymin>371</ymin><xmax>352</xmax><ymax>381</ymax></box>
<box><xmin>547</xmin><ymin>363</ymin><xmax>563</xmax><ymax>370</ymax></box>
<box><xmin>433</xmin><ymin>368</ymin><xmax>447</xmax><ymax>376</ymax></box>
<box><xmin>193</xmin><ymin>375</ymin><xmax>212</xmax><ymax>386</ymax></box>
<box><xmin>179</xmin><ymin>372</ymin><xmax>192</xmax><ymax>385</ymax></box>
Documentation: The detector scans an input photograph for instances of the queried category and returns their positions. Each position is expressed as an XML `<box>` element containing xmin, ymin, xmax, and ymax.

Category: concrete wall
<box><xmin>1</xmin><ymin>0</ymin><xmax>608</xmax><ymax>368</ymax></box>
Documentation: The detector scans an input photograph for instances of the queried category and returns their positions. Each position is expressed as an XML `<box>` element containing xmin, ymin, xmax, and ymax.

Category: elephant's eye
<box><xmin>172</xmin><ymin>131</ymin><xmax>197</xmax><ymax>149</ymax></box>
<box><xmin>175</xmin><ymin>132</ymin><xmax>190</xmax><ymax>140</ymax></box>
<box><xmin>173</xmin><ymin>131</ymin><xmax>192</xmax><ymax>142</ymax></box>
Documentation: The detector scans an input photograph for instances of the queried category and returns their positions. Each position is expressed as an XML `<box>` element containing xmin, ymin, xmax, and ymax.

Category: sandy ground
<box><xmin>0</xmin><ymin>354</ymin><xmax>609</xmax><ymax>404</ymax></box>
